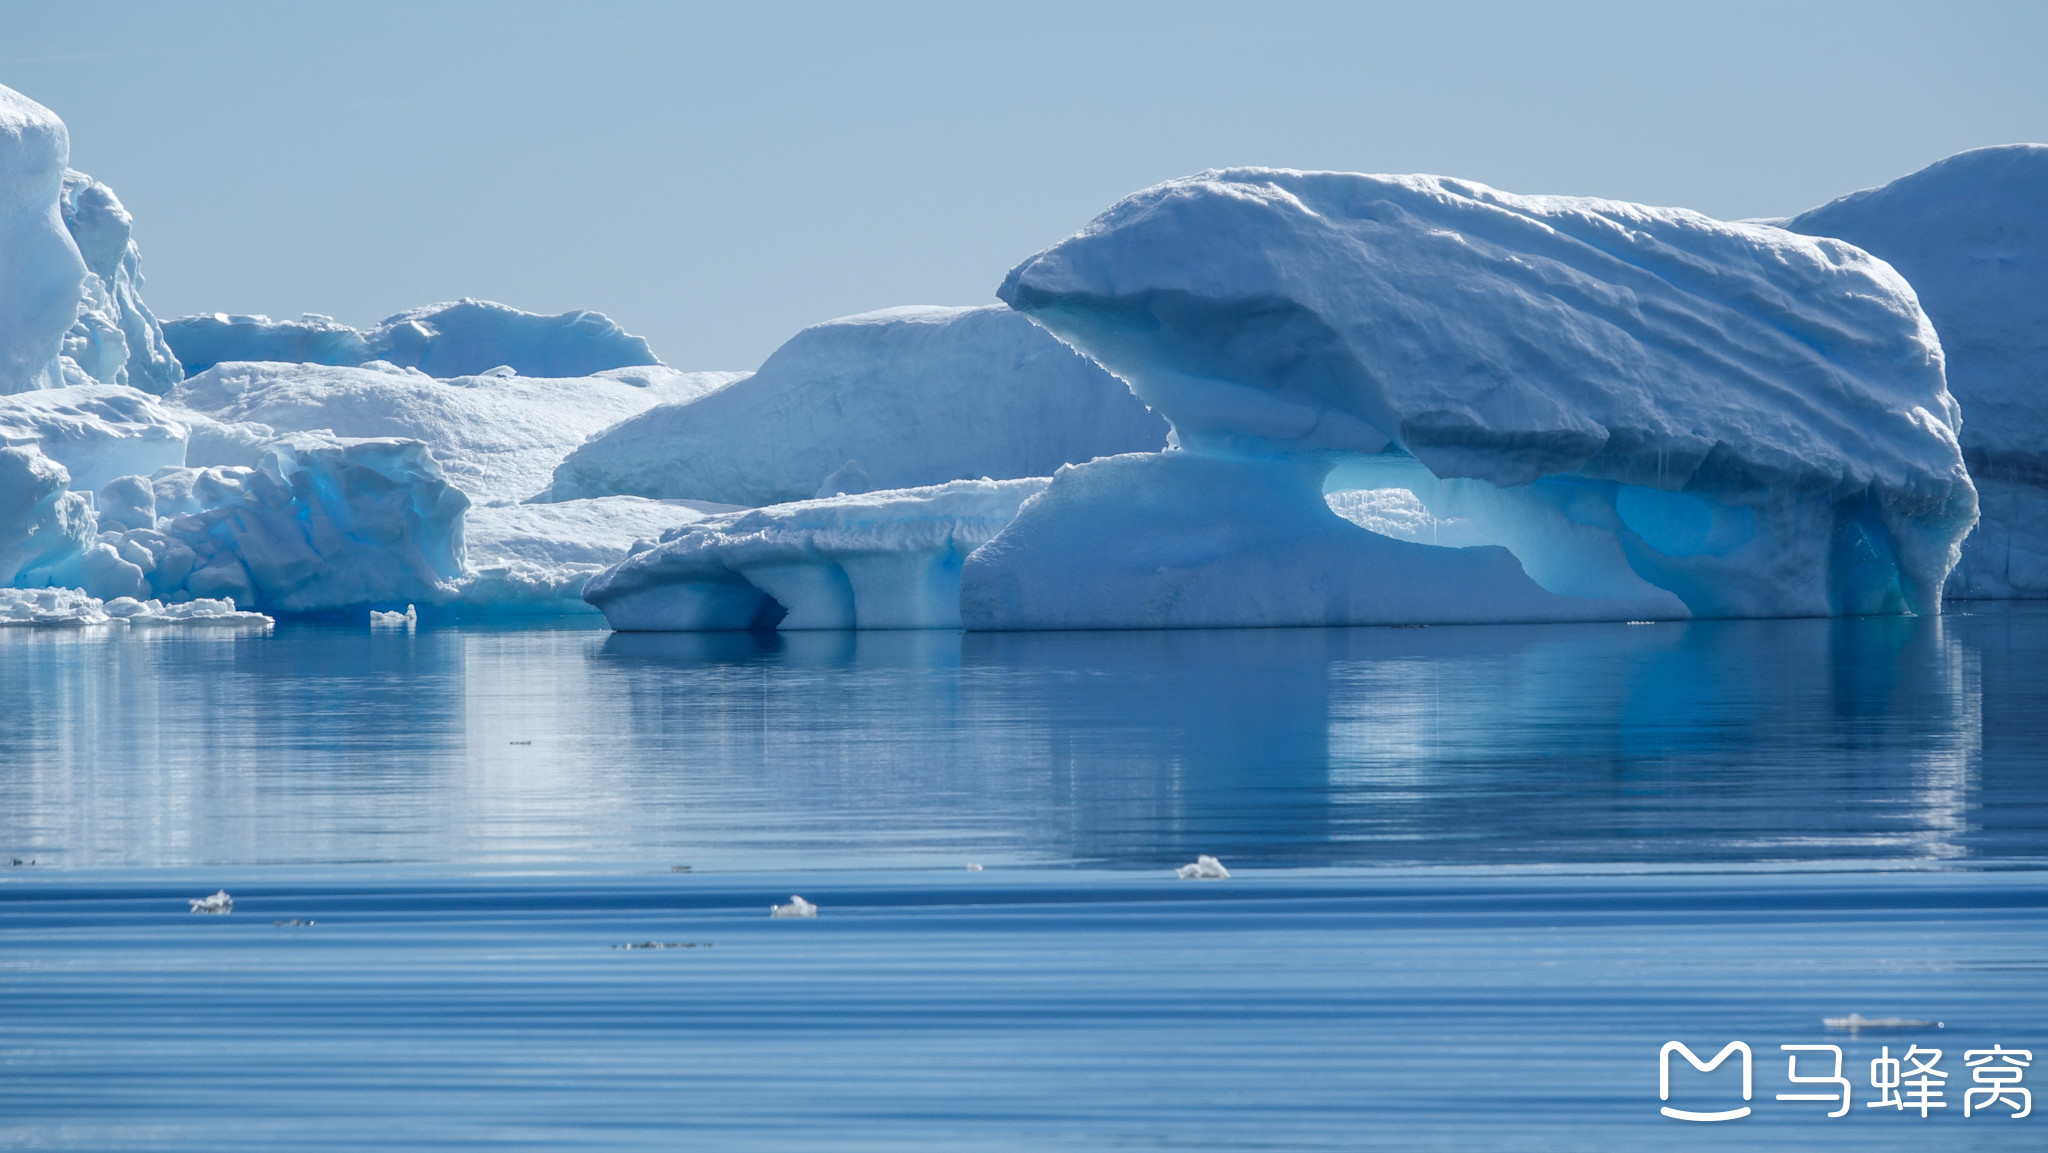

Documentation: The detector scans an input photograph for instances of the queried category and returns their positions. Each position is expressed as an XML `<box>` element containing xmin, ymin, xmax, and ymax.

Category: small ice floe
<box><xmin>369</xmin><ymin>604</ymin><xmax>417</xmax><ymax>628</ymax></box>
<box><xmin>189</xmin><ymin>890</ymin><xmax>233</xmax><ymax>914</ymax></box>
<box><xmin>1824</xmin><ymin>1014</ymin><xmax>1944</xmax><ymax>1031</ymax></box>
<box><xmin>965</xmin><ymin>863</ymin><xmax>983</xmax><ymax>871</ymax></box>
<box><xmin>613</xmin><ymin>941</ymin><xmax>703</xmax><ymax>950</ymax></box>
<box><xmin>107</xmin><ymin>597</ymin><xmax>274</xmax><ymax>629</ymax></box>
<box><xmin>669</xmin><ymin>865</ymin><xmax>692</xmax><ymax>873</ymax></box>
<box><xmin>1626</xmin><ymin>620</ymin><xmax>1656</xmax><ymax>626</ymax></box>
<box><xmin>770</xmin><ymin>895</ymin><xmax>817</xmax><ymax>918</ymax></box>
<box><xmin>272</xmin><ymin>918</ymin><xmax>315</xmax><ymax>927</ymax></box>
<box><xmin>1176</xmin><ymin>855</ymin><xmax>1231</xmax><ymax>880</ymax></box>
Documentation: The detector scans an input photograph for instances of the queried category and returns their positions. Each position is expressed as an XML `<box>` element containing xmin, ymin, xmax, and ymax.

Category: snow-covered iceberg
<box><xmin>57</xmin><ymin>170</ymin><xmax>183</xmax><ymax>394</ymax></box>
<box><xmin>0</xmin><ymin>85</ymin><xmax>83</xmax><ymax>395</ymax></box>
<box><xmin>170</xmin><ymin>362</ymin><xmax>743</xmax><ymax>504</ymax></box>
<box><xmin>981</xmin><ymin>168</ymin><xmax>1978</xmax><ymax>627</ymax></box>
<box><xmin>585</xmin><ymin>478</ymin><xmax>1047</xmax><ymax>631</ymax></box>
<box><xmin>1784</xmin><ymin>145</ymin><xmax>2048</xmax><ymax>598</ymax></box>
<box><xmin>546</xmin><ymin>305</ymin><xmax>1167</xmax><ymax>507</ymax></box>
<box><xmin>163</xmin><ymin>299</ymin><xmax>665</xmax><ymax>380</ymax></box>
<box><xmin>0</xmin><ymin>384</ymin><xmax>188</xmax><ymax>492</ymax></box>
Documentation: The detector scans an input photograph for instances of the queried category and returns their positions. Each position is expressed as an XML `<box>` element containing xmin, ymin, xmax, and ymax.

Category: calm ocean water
<box><xmin>3</xmin><ymin>606</ymin><xmax>2046</xmax><ymax>1149</ymax></box>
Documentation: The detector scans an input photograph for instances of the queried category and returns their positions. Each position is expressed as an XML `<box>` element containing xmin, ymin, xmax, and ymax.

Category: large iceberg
<box><xmin>975</xmin><ymin>168</ymin><xmax>1977</xmax><ymax>628</ymax></box>
<box><xmin>585</xmin><ymin>478</ymin><xmax>1048</xmax><ymax>631</ymax></box>
<box><xmin>170</xmin><ymin>362</ymin><xmax>743</xmax><ymax>504</ymax></box>
<box><xmin>163</xmin><ymin>299</ymin><xmax>665</xmax><ymax>380</ymax></box>
<box><xmin>546</xmin><ymin>305</ymin><xmax>1168</xmax><ymax>507</ymax></box>
<box><xmin>1784</xmin><ymin>145</ymin><xmax>2048</xmax><ymax>598</ymax></box>
<box><xmin>456</xmin><ymin>495</ymin><xmax>734</xmax><ymax>613</ymax></box>
<box><xmin>0</xmin><ymin>85</ymin><xmax>83</xmax><ymax>395</ymax></box>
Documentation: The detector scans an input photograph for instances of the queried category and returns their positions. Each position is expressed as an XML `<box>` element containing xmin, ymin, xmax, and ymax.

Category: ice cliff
<box><xmin>546</xmin><ymin>305</ymin><xmax>1168</xmax><ymax>506</ymax></box>
<box><xmin>1785</xmin><ymin>145</ymin><xmax>2048</xmax><ymax>598</ymax></box>
<box><xmin>970</xmin><ymin>168</ymin><xmax>1978</xmax><ymax>628</ymax></box>
<box><xmin>0</xmin><ymin>85</ymin><xmax>82</xmax><ymax>395</ymax></box>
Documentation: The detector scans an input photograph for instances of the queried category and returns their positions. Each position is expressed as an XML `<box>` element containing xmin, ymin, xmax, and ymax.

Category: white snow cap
<box><xmin>548</xmin><ymin>305</ymin><xmax>1166</xmax><ymax>507</ymax></box>
<box><xmin>1786</xmin><ymin>145</ymin><xmax>2048</xmax><ymax>598</ymax></box>
<box><xmin>1176</xmin><ymin>855</ymin><xmax>1230</xmax><ymax>880</ymax></box>
<box><xmin>770</xmin><ymin>895</ymin><xmax>817</xmax><ymax>918</ymax></box>
<box><xmin>993</xmin><ymin>168</ymin><xmax>1979</xmax><ymax>620</ymax></box>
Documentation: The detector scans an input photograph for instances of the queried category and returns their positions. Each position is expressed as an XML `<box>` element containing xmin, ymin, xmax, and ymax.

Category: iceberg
<box><xmin>984</xmin><ymin>168</ymin><xmax>1978</xmax><ymax>627</ymax></box>
<box><xmin>1175</xmin><ymin>855</ymin><xmax>1230</xmax><ymax>880</ymax></box>
<box><xmin>0</xmin><ymin>84</ymin><xmax>84</xmax><ymax>395</ymax></box>
<box><xmin>58</xmin><ymin>170</ymin><xmax>183</xmax><ymax>394</ymax></box>
<box><xmin>1783</xmin><ymin>146</ymin><xmax>2048</xmax><ymax>598</ymax></box>
<box><xmin>546</xmin><ymin>305</ymin><xmax>1168</xmax><ymax>506</ymax></box>
<box><xmin>0</xmin><ymin>585</ymin><xmax>111</xmax><ymax>626</ymax></box>
<box><xmin>188</xmin><ymin>890</ymin><xmax>232</xmax><ymax>914</ymax></box>
<box><xmin>0</xmin><ymin>384</ymin><xmax>188</xmax><ymax>492</ymax></box>
<box><xmin>0</xmin><ymin>444</ymin><xmax>94</xmax><ymax>589</ymax></box>
<box><xmin>162</xmin><ymin>313</ymin><xmax>370</xmax><ymax>376</ymax></box>
<box><xmin>164</xmin><ymin>299</ymin><xmax>666</xmax><ymax>381</ymax></box>
<box><xmin>584</xmin><ymin>478</ymin><xmax>1047</xmax><ymax>631</ymax></box>
<box><xmin>170</xmin><ymin>361</ymin><xmax>743</xmax><ymax>504</ymax></box>
<box><xmin>368</xmin><ymin>604</ymin><xmax>416</xmax><ymax>628</ymax></box>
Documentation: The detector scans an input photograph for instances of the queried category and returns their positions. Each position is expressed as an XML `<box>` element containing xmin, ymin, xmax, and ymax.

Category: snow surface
<box><xmin>1785</xmin><ymin>145</ymin><xmax>2048</xmax><ymax>598</ymax></box>
<box><xmin>994</xmin><ymin>168</ymin><xmax>1979</xmax><ymax>622</ymax></box>
<box><xmin>547</xmin><ymin>305</ymin><xmax>1168</xmax><ymax>506</ymax></box>
<box><xmin>164</xmin><ymin>299</ymin><xmax>665</xmax><ymax>380</ymax></box>
<box><xmin>0</xmin><ymin>384</ymin><xmax>188</xmax><ymax>492</ymax></box>
<box><xmin>585</xmin><ymin>478</ymin><xmax>1048</xmax><ymax>631</ymax></box>
<box><xmin>0</xmin><ymin>84</ymin><xmax>84</xmax><ymax>395</ymax></box>
<box><xmin>170</xmin><ymin>362</ymin><xmax>744</xmax><ymax>504</ymax></box>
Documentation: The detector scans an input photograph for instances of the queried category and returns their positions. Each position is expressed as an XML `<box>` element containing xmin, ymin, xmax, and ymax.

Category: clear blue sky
<box><xmin>6</xmin><ymin>0</ymin><xmax>2045</xmax><ymax>369</ymax></box>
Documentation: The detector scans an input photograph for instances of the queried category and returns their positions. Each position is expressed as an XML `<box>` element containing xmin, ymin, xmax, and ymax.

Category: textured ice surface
<box><xmin>171</xmin><ymin>362</ymin><xmax>743</xmax><ymax>504</ymax></box>
<box><xmin>0</xmin><ymin>586</ymin><xmax>268</xmax><ymax>628</ymax></box>
<box><xmin>0</xmin><ymin>384</ymin><xmax>188</xmax><ymax>492</ymax></box>
<box><xmin>0</xmin><ymin>445</ymin><xmax>93</xmax><ymax>589</ymax></box>
<box><xmin>1786</xmin><ymin>146</ymin><xmax>2048</xmax><ymax>598</ymax></box>
<box><xmin>548</xmin><ymin>305</ymin><xmax>1167</xmax><ymax>506</ymax></box>
<box><xmin>586</xmin><ymin>478</ymin><xmax>1048</xmax><ymax>631</ymax></box>
<box><xmin>994</xmin><ymin>168</ymin><xmax>1979</xmax><ymax>624</ymax></box>
<box><xmin>0</xmin><ymin>85</ymin><xmax>84</xmax><ymax>395</ymax></box>
<box><xmin>187</xmin><ymin>891</ymin><xmax>232</xmax><ymax>914</ymax></box>
<box><xmin>57</xmin><ymin>170</ymin><xmax>182</xmax><ymax>394</ymax></box>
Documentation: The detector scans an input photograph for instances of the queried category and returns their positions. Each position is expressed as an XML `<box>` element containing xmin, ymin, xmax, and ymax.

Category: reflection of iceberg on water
<box><xmin>770</xmin><ymin>895</ymin><xmax>817</xmax><ymax>918</ymax></box>
<box><xmin>188</xmin><ymin>890</ymin><xmax>232</xmax><ymax>914</ymax></box>
<box><xmin>1176</xmin><ymin>855</ymin><xmax>1231</xmax><ymax>880</ymax></box>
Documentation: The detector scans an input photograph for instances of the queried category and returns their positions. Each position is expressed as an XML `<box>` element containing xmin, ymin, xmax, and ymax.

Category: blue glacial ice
<box><xmin>974</xmin><ymin>168</ymin><xmax>1979</xmax><ymax>628</ymax></box>
<box><xmin>546</xmin><ymin>305</ymin><xmax>1168</xmax><ymax>506</ymax></box>
<box><xmin>57</xmin><ymin>170</ymin><xmax>184</xmax><ymax>395</ymax></box>
<box><xmin>1784</xmin><ymin>145</ymin><xmax>2048</xmax><ymax>598</ymax></box>
<box><xmin>163</xmin><ymin>299</ymin><xmax>665</xmax><ymax>380</ymax></box>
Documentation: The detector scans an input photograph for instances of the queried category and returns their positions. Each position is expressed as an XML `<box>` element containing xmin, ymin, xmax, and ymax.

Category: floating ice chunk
<box><xmin>0</xmin><ymin>84</ymin><xmax>86</xmax><ymax>395</ymax></box>
<box><xmin>586</xmin><ymin>477</ymin><xmax>1049</xmax><ymax>631</ymax></box>
<box><xmin>1785</xmin><ymin>146</ymin><xmax>2048</xmax><ymax>599</ymax></box>
<box><xmin>997</xmin><ymin>168</ymin><xmax>1977</xmax><ymax>620</ymax></box>
<box><xmin>964</xmin><ymin>863</ymin><xmax>983</xmax><ymax>871</ymax></box>
<box><xmin>769</xmin><ymin>895</ymin><xmax>817</xmax><ymax>918</ymax></box>
<box><xmin>547</xmin><ymin>305</ymin><xmax>1167</xmax><ymax>506</ymax></box>
<box><xmin>0</xmin><ymin>585</ymin><xmax>112</xmax><ymax>626</ymax></box>
<box><xmin>1176</xmin><ymin>855</ymin><xmax>1230</xmax><ymax>880</ymax></box>
<box><xmin>188</xmin><ymin>890</ymin><xmax>232</xmax><ymax>914</ymax></box>
<box><xmin>1823</xmin><ymin>1014</ymin><xmax>1944</xmax><ymax>1031</ymax></box>
<box><xmin>170</xmin><ymin>361</ymin><xmax>742</xmax><ymax>503</ymax></box>
<box><xmin>369</xmin><ymin>604</ymin><xmax>417</xmax><ymax>627</ymax></box>
<box><xmin>103</xmin><ymin>595</ymin><xmax>272</xmax><ymax>628</ymax></box>
<box><xmin>0</xmin><ymin>384</ymin><xmax>188</xmax><ymax>492</ymax></box>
